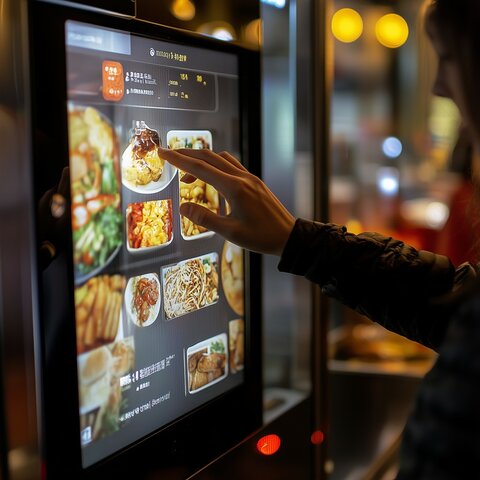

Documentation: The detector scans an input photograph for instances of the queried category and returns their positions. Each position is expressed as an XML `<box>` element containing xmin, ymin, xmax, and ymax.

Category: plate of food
<box><xmin>124</xmin><ymin>273</ymin><xmax>161</xmax><ymax>327</ymax></box>
<box><xmin>228</xmin><ymin>319</ymin><xmax>245</xmax><ymax>374</ymax></box>
<box><xmin>68</xmin><ymin>105</ymin><xmax>123</xmax><ymax>284</ymax></box>
<box><xmin>121</xmin><ymin>122</ymin><xmax>177</xmax><ymax>194</ymax></box>
<box><xmin>166</xmin><ymin>130</ymin><xmax>219</xmax><ymax>240</ymax></box>
<box><xmin>167</xmin><ymin>130</ymin><xmax>212</xmax><ymax>150</ymax></box>
<box><xmin>78</xmin><ymin>337</ymin><xmax>136</xmax><ymax>443</ymax></box>
<box><xmin>186</xmin><ymin>333</ymin><xmax>228</xmax><ymax>394</ymax></box>
<box><xmin>126</xmin><ymin>199</ymin><xmax>173</xmax><ymax>253</ymax></box>
<box><xmin>110</xmin><ymin>336</ymin><xmax>135</xmax><ymax>377</ymax></box>
<box><xmin>178</xmin><ymin>175</ymin><xmax>219</xmax><ymax>240</ymax></box>
<box><xmin>162</xmin><ymin>252</ymin><xmax>219</xmax><ymax>320</ymax></box>
<box><xmin>78</xmin><ymin>346</ymin><xmax>113</xmax><ymax>415</ymax></box>
<box><xmin>74</xmin><ymin>274</ymin><xmax>126</xmax><ymax>355</ymax></box>
<box><xmin>221</xmin><ymin>241</ymin><xmax>244</xmax><ymax>316</ymax></box>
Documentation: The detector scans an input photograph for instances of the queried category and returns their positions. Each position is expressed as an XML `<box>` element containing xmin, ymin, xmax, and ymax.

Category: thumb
<box><xmin>180</xmin><ymin>202</ymin><xmax>232</xmax><ymax>237</ymax></box>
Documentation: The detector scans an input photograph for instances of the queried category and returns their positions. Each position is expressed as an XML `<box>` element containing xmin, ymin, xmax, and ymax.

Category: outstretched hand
<box><xmin>159</xmin><ymin>147</ymin><xmax>295</xmax><ymax>256</ymax></box>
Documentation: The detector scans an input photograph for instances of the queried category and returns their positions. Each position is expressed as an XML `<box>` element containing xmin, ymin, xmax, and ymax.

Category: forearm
<box><xmin>278</xmin><ymin>218</ymin><xmax>461</xmax><ymax>349</ymax></box>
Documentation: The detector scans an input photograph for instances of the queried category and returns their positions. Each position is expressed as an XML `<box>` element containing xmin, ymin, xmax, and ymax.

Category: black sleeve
<box><xmin>277</xmin><ymin>219</ymin><xmax>470</xmax><ymax>350</ymax></box>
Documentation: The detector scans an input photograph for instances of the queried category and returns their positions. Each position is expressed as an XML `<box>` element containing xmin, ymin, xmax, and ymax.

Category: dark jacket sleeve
<box><xmin>278</xmin><ymin>218</ymin><xmax>476</xmax><ymax>350</ymax></box>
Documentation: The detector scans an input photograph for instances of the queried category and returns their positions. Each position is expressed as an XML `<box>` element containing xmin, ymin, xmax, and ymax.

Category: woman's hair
<box><xmin>427</xmin><ymin>1</ymin><xmax>480</xmax><ymax>138</ymax></box>
<box><xmin>427</xmin><ymin>1</ymin><xmax>480</xmax><ymax>262</ymax></box>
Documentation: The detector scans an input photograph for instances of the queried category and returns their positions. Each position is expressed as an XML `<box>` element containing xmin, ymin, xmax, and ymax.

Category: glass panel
<box><xmin>261</xmin><ymin>0</ymin><xmax>314</xmax><ymax>418</ymax></box>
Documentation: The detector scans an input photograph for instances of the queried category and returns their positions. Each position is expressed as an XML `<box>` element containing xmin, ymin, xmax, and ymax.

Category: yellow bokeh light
<box><xmin>170</xmin><ymin>0</ymin><xmax>195</xmax><ymax>21</ymax></box>
<box><xmin>331</xmin><ymin>8</ymin><xmax>363</xmax><ymax>43</ymax></box>
<box><xmin>245</xmin><ymin>18</ymin><xmax>262</xmax><ymax>47</ymax></box>
<box><xmin>345</xmin><ymin>219</ymin><xmax>363</xmax><ymax>234</ymax></box>
<box><xmin>375</xmin><ymin>13</ymin><xmax>409</xmax><ymax>48</ymax></box>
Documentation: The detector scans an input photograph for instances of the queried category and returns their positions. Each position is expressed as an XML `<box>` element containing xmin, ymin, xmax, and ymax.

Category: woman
<box><xmin>161</xmin><ymin>1</ymin><xmax>480</xmax><ymax>477</ymax></box>
<box><xmin>435</xmin><ymin>125</ymin><xmax>478</xmax><ymax>265</ymax></box>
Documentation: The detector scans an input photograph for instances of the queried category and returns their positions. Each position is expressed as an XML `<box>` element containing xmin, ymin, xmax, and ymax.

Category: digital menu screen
<box><xmin>65</xmin><ymin>20</ymin><xmax>245</xmax><ymax>467</ymax></box>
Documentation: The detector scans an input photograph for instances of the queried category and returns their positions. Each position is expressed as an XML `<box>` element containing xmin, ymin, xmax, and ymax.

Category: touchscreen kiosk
<box><xmin>30</xmin><ymin>3</ymin><xmax>261</xmax><ymax>477</ymax></box>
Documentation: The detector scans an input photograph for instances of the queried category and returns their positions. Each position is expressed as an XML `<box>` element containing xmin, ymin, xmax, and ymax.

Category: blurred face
<box><xmin>428</xmin><ymin>20</ymin><xmax>469</xmax><ymax>124</ymax></box>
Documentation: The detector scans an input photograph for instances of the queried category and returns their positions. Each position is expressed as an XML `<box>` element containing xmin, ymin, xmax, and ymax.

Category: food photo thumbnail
<box><xmin>186</xmin><ymin>333</ymin><xmax>228</xmax><ymax>394</ymax></box>
<box><xmin>167</xmin><ymin>130</ymin><xmax>212</xmax><ymax>150</ymax></box>
<box><xmin>228</xmin><ymin>319</ymin><xmax>244</xmax><ymax>374</ymax></box>
<box><xmin>179</xmin><ymin>175</ymin><xmax>219</xmax><ymax>239</ymax></box>
<box><xmin>167</xmin><ymin>130</ymin><xmax>219</xmax><ymax>240</ymax></box>
<box><xmin>68</xmin><ymin>105</ymin><xmax>123</xmax><ymax>283</ymax></box>
<box><xmin>125</xmin><ymin>273</ymin><xmax>161</xmax><ymax>327</ymax></box>
<box><xmin>221</xmin><ymin>241</ymin><xmax>244</xmax><ymax>316</ymax></box>
<box><xmin>78</xmin><ymin>336</ymin><xmax>135</xmax><ymax>445</ymax></box>
<box><xmin>121</xmin><ymin>121</ymin><xmax>176</xmax><ymax>194</ymax></box>
<box><xmin>162</xmin><ymin>253</ymin><xmax>219</xmax><ymax>320</ymax></box>
<box><xmin>75</xmin><ymin>274</ymin><xmax>126</xmax><ymax>355</ymax></box>
<box><xmin>126</xmin><ymin>199</ymin><xmax>173</xmax><ymax>252</ymax></box>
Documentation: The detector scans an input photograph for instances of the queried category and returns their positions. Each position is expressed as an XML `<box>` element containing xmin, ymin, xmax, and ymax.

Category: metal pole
<box><xmin>311</xmin><ymin>0</ymin><xmax>333</xmax><ymax>478</ymax></box>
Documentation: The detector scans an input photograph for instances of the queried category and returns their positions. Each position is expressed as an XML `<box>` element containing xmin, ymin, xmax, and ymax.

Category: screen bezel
<box><xmin>29</xmin><ymin>2</ymin><xmax>262</xmax><ymax>478</ymax></box>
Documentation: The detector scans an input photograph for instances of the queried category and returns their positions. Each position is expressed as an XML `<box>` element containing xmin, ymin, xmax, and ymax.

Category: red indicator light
<box><xmin>256</xmin><ymin>434</ymin><xmax>281</xmax><ymax>456</ymax></box>
<box><xmin>311</xmin><ymin>430</ymin><xmax>325</xmax><ymax>445</ymax></box>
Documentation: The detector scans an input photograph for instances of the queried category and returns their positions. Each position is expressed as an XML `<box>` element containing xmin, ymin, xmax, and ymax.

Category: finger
<box><xmin>161</xmin><ymin>147</ymin><xmax>244</xmax><ymax>177</ymax></box>
<box><xmin>180</xmin><ymin>172</ymin><xmax>197</xmax><ymax>184</ymax></box>
<box><xmin>57</xmin><ymin>166</ymin><xmax>70</xmax><ymax>196</ymax></box>
<box><xmin>218</xmin><ymin>151</ymin><xmax>248</xmax><ymax>172</ymax></box>
<box><xmin>180</xmin><ymin>202</ymin><xmax>236</xmax><ymax>238</ymax></box>
<box><xmin>160</xmin><ymin>148</ymin><xmax>237</xmax><ymax>190</ymax></box>
<box><xmin>177</xmin><ymin>148</ymin><xmax>244</xmax><ymax>176</ymax></box>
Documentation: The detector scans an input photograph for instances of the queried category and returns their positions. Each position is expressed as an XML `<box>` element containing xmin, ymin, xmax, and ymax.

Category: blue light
<box><xmin>382</xmin><ymin>136</ymin><xmax>403</xmax><ymax>158</ymax></box>
<box><xmin>377</xmin><ymin>167</ymin><xmax>399</xmax><ymax>196</ymax></box>
<box><xmin>261</xmin><ymin>0</ymin><xmax>286</xmax><ymax>8</ymax></box>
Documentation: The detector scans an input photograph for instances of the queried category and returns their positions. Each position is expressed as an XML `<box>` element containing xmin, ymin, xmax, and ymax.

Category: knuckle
<box><xmin>226</xmin><ymin>222</ymin><xmax>241</xmax><ymax>240</ymax></box>
<box><xmin>229</xmin><ymin>178</ymin><xmax>244</xmax><ymax>195</ymax></box>
<box><xmin>249</xmin><ymin>174</ymin><xmax>263</xmax><ymax>187</ymax></box>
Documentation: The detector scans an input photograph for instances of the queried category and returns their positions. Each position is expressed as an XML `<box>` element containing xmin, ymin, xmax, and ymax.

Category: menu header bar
<box><xmin>66</xmin><ymin>21</ymin><xmax>131</xmax><ymax>55</ymax></box>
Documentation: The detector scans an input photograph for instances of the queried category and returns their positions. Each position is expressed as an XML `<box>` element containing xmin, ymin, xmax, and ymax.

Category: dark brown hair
<box><xmin>427</xmin><ymin>1</ymin><xmax>480</xmax><ymax>262</ymax></box>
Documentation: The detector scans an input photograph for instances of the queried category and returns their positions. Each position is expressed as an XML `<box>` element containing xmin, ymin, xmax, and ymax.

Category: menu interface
<box><xmin>66</xmin><ymin>21</ymin><xmax>245</xmax><ymax>468</ymax></box>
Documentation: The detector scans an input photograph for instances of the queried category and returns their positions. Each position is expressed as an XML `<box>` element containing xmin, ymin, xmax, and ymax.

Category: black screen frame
<box><xmin>29</xmin><ymin>2</ymin><xmax>262</xmax><ymax>478</ymax></box>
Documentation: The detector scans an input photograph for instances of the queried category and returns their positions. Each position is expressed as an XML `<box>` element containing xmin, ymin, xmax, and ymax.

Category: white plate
<box><xmin>126</xmin><ymin>229</ymin><xmax>174</xmax><ymax>254</ymax></box>
<box><xmin>124</xmin><ymin>273</ymin><xmax>161</xmax><ymax>327</ymax></box>
<box><xmin>181</xmin><ymin>230</ymin><xmax>215</xmax><ymax>241</ymax></box>
<box><xmin>121</xmin><ymin>151</ymin><xmax>177</xmax><ymax>195</ymax></box>
<box><xmin>186</xmin><ymin>333</ymin><xmax>228</xmax><ymax>394</ymax></box>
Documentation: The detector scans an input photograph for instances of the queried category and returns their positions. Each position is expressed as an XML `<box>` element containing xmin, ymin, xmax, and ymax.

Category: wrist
<box><xmin>274</xmin><ymin>216</ymin><xmax>296</xmax><ymax>256</ymax></box>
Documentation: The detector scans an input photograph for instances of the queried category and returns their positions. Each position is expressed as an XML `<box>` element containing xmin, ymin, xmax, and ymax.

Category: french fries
<box><xmin>75</xmin><ymin>275</ymin><xmax>126</xmax><ymax>354</ymax></box>
<box><xmin>179</xmin><ymin>174</ymin><xmax>219</xmax><ymax>237</ymax></box>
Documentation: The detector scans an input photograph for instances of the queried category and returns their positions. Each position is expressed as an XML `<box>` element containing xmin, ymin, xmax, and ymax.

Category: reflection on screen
<box><xmin>65</xmin><ymin>20</ymin><xmax>245</xmax><ymax>467</ymax></box>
